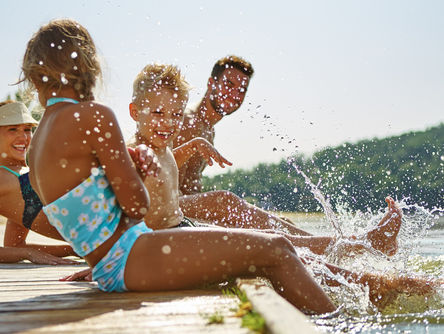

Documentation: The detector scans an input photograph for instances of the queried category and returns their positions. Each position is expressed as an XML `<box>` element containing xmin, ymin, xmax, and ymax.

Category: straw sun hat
<box><xmin>0</xmin><ymin>102</ymin><xmax>38</xmax><ymax>127</ymax></box>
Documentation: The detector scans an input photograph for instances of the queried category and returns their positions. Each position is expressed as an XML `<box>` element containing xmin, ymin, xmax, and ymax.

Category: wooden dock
<box><xmin>0</xmin><ymin>219</ymin><xmax>317</xmax><ymax>333</ymax></box>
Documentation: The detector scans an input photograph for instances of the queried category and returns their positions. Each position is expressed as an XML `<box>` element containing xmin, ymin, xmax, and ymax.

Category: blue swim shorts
<box><xmin>92</xmin><ymin>222</ymin><xmax>152</xmax><ymax>292</ymax></box>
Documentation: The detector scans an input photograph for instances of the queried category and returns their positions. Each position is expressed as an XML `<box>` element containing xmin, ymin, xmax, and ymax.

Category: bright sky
<box><xmin>1</xmin><ymin>0</ymin><xmax>443</xmax><ymax>176</ymax></box>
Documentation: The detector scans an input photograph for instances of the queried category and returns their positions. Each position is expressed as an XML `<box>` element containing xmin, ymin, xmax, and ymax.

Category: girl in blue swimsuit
<box><xmin>21</xmin><ymin>19</ymin><xmax>338</xmax><ymax>314</ymax></box>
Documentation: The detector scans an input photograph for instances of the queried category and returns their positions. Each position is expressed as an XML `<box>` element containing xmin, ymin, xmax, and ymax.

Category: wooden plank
<box><xmin>238</xmin><ymin>278</ymin><xmax>318</xmax><ymax>334</ymax></box>
<box><xmin>0</xmin><ymin>228</ymin><xmax>322</xmax><ymax>334</ymax></box>
<box><xmin>0</xmin><ymin>291</ymin><xmax>247</xmax><ymax>334</ymax></box>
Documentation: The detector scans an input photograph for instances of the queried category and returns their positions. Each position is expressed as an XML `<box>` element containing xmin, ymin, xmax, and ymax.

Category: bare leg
<box><xmin>181</xmin><ymin>192</ymin><xmax>402</xmax><ymax>256</ymax></box>
<box><xmin>124</xmin><ymin>227</ymin><xmax>336</xmax><ymax>314</ymax></box>
<box><xmin>303</xmin><ymin>258</ymin><xmax>438</xmax><ymax>309</ymax></box>
<box><xmin>365</xmin><ymin>196</ymin><xmax>402</xmax><ymax>256</ymax></box>
<box><xmin>180</xmin><ymin>190</ymin><xmax>311</xmax><ymax>236</ymax></box>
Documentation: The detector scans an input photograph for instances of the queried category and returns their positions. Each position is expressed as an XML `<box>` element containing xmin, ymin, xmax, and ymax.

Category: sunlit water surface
<box><xmin>283</xmin><ymin>211</ymin><xmax>443</xmax><ymax>333</ymax></box>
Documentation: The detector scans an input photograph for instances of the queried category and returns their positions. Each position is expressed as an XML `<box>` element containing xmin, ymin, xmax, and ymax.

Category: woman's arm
<box><xmin>4</xmin><ymin>219</ymin><xmax>76</xmax><ymax>257</ymax></box>
<box><xmin>0</xmin><ymin>246</ymin><xmax>76</xmax><ymax>264</ymax></box>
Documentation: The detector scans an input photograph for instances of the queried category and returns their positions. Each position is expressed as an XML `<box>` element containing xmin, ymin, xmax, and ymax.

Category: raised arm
<box><xmin>173</xmin><ymin>137</ymin><xmax>232</xmax><ymax>169</ymax></box>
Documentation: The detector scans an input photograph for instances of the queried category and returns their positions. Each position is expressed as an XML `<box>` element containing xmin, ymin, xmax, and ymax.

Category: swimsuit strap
<box><xmin>0</xmin><ymin>165</ymin><xmax>20</xmax><ymax>177</ymax></box>
<box><xmin>46</xmin><ymin>97</ymin><xmax>79</xmax><ymax>107</ymax></box>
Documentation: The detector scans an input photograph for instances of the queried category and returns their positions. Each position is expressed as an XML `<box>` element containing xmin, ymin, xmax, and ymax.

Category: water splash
<box><xmin>287</xmin><ymin>156</ymin><xmax>344</xmax><ymax>238</ymax></box>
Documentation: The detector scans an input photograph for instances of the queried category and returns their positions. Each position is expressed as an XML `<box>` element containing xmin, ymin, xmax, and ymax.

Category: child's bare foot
<box><xmin>366</xmin><ymin>196</ymin><xmax>402</xmax><ymax>256</ymax></box>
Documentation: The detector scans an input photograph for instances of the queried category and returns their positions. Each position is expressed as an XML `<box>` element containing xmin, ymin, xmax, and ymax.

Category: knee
<box><xmin>269</xmin><ymin>235</ymin><xmax>295</xmax><ymax>260</ymax></box>
<box><xmin>210</xmin><ymin>190</ymin><xmax>242</xmax><ymax>206</ymax></box>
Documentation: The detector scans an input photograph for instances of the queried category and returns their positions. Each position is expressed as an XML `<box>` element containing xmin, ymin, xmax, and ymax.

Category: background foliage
<box><xmin>203</xmin><ymin>124</ymin><xmax>444</xmax><ymax>212</ymax></box>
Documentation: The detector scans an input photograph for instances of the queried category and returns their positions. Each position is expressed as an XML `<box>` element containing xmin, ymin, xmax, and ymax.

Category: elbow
<box><xmin>4</xmin><ymin>238</ymin><xmax>26</xmax><ymax>248</ymax></box>
<box><xmin>121</xmin><ymin>195</ymin><xmax>150</xmax><ymax>220</ymax></box>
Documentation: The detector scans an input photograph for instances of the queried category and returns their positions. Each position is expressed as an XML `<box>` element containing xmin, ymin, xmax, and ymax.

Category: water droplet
<box><xmin>60</xmin><ymin>73</ymin><xmax>68</xmax><ymax>85</ymax></box>
<box><xmin>1</xmin><ymin>153</ymin><xmax>7</xmax><ymax>158</ymax></box>
<box><xmin>105</xmin><ymin>132</ymin><xmax>112</xmax><ymax>139</ymax></box>
<box><xmin>162</xmin><ymin>245</ymin><xmax>171</xmax><ymax>254</ymax></box>
<box><xmin>248</xmin><ymin>265</ymin><xmax>256</xmax><ymax>273</ymax></box>
<box><xmin>42</xmin><ymin>76</ymin><xmax>49</xmax><ymax>82</ymax></box>
<box><xmin>71</xmin><ymin>51</ymin><xmax>78</xmax><ymax>59</ymax></box>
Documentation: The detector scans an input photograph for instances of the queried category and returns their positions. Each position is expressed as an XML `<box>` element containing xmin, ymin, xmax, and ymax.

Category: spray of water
<box><xmin>287</xmin><ymin>156</ymin><xmax>344</xmax><ymax>238</ymax></box>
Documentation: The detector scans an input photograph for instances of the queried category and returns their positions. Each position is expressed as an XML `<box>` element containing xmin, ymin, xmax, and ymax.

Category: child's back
<box><xmin>23</xmin><ymin>20</ymin><xmax>149</xmax><ymax>270</ymax></box>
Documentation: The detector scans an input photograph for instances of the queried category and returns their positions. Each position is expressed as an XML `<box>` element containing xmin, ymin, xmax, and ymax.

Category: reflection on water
<box><xmin>280</xmin><ymin>212</ymin><xmax>444</xmax><ymax>333</ymax></box>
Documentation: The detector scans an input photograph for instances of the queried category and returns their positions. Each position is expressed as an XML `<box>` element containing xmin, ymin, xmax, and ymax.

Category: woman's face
<box><xmin>0</xmin><ymin>124</ymin><xmax>33</xmax><ymax>163</ymax></box>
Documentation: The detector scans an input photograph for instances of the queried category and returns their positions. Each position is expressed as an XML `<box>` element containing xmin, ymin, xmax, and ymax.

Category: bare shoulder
<box><xmin>75</xmin><ymin>101</ymin><xmax>117</xmax><ymax>122</ymax></box>
<box><xmin>0</xmin><ymin>169</ymin><xmax>17</xmax><ymax>199</ymax></box>
<box><xmin>63</xmin><ymin>102</ymin><xmax>119</xmax><ymax>135</ymax></box>
<box><xmin>175</xmin><ymin>114</ymin><xmax>202</xmax><ymax>147</ymax></box>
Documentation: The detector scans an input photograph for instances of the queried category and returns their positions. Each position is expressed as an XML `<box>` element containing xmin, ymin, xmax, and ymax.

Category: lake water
<box><xmin>282</xmin><ymin>212</ymin><xmax>444</xmax><ymax>333</ymax></box>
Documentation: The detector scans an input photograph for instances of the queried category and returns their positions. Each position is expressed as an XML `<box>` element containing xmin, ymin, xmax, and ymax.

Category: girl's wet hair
<box><xmin>132</xmin><ymin>64</ymin><xmax>190</xmax><ymax>108</ymax></box>
<box><xmin>21</xmin><ymin>19</ymin><xmax>102</xmax><ymax>101</ymax></box>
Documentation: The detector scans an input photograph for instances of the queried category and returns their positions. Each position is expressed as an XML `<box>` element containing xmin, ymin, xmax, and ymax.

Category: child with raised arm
<box><xmin>22</xmin><ymin>18</ymin><xmax>337</xmax><ymax>314</ymax></box>
<box><xmin>130</xmin><ymin>64</ymin><xmax>404</xmax><ymax>258</ymax></box>
<box><xmin>126</xmin><ymin>63</ymin><xmax>440</xmax><ymax>308</ymax></box>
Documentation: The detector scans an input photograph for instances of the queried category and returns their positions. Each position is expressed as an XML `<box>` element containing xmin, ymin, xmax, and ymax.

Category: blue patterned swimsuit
<box><xmin>42</xmin><ymin>166</ymin><xmax>152</xmax><ymax>291</ymax></box>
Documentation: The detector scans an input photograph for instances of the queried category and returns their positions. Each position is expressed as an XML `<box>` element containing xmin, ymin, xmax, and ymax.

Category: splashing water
<box><xmin>288</xmin><ymin>157</ymin><xmax>344</xmax><ymax>238</ymax></box>
<box><xmin>282</xmin><ymin>156</ymin><xmax>443</xmax><ymax>332</ymax></box>
<box><xmin>248</xmin><ymin>108</ymin><xmax>443</xmax><ymax>331</ymax></box>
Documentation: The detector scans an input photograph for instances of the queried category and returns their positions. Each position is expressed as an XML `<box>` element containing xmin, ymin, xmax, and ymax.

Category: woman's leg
<box><xmin>124</xmin><ymin>227</ymin><xmax>336</xmax><ymax>314</ymax></box>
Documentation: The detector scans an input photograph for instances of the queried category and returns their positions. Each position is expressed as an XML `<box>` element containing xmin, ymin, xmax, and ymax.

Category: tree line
<box><xmin>203</xmin><ymin>123</ymin><xmax>444</xmax><ymax>212</ymax></box>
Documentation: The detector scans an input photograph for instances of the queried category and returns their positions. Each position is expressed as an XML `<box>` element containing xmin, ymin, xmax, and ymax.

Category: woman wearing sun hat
<box><xmin>0</xmin><ymin>100</ymin><xmax>77</xmax><ymax>264</ymax></box>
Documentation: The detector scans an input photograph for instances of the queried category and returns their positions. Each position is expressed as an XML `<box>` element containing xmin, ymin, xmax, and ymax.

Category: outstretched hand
<box><xmin>26</xmin><ymin>249</ymin><xmax>78</xmax><ymax>265</ymax></box>
<box><xmin>59</xmin><ymin>268</ymin><xmax>92</xmax><ymax>281</ymax></box>
<box><xmin>128</xmin><ymin>144</ymin><xmax>161</xmax><ymax>177</ymax></box>
<box><xmin>193</xmin><ymin>138</ymin><xmax>232</xmax><ymax>168</ymax></box>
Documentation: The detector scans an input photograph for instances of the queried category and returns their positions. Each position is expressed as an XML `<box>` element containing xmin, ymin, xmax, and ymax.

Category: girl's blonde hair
<box><xmin>132</xmin><ymin>64</ymin><xmax>190</xmax><ymax>108</ymax></box>
<box><xmin>21</xmin><ymin>19</ymin><xmax>102</xmax><ymax>101</ymax></box>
